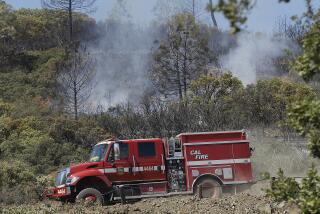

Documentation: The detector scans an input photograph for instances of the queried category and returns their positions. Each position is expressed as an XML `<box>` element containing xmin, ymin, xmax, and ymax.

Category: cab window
<box><xmin>108</xmin><ymin>143</ymin><xmax>129</xmax><ymax>162</ymax></box>
<box><xmin>138</xmin><ymin>142</ymin><xmax>156</xmax><ymax>157</ymax></box>
<box><xmin>119</xmin><ymin>143</ymin><xmax>129</xmax><ymax>159</ymax></box>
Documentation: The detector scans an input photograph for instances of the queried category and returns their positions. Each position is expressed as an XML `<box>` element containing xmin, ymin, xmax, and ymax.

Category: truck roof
<box><xmin>177</xmin><ymin>130</ymin><xmax>247</xmax><ymax>144</ymax></box>
<box><xmin>121</xmin><ymin>138</ymin><xmax>163</xmax><ymax>142</ymax></box>
<box><xmin>176</xmin><ymin>130</ymin><xmax>245</xmax><ymax>137</ymax></box>
<box><xmin>95</xmin><ymin>138</ymin><xmax>163</xmax><ymax>146</ymax></box>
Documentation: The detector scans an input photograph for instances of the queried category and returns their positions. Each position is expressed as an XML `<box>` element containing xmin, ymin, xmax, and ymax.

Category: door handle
<box><xmin>161</xmin><ymin>154</ymin><xmax>165</xmax><ymax>173</ymax></box>
<box><xmin>133</xmin><ymin>155</ymin><xmax>136</xmax><ymax>175</ymax></box>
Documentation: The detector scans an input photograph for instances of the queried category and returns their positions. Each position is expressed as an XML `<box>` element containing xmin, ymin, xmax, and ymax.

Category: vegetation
<box><xmin>151</xmin><ymin>13</ymin><xmax>211</xmax><ymax>100</ymax></box>
<box><xmin>0</xmin><ymin>1</ymin><xmax>102</xmax><ymax>203</ymax></box>
<box><xmin>0</xmin><ymin>0</ymin><xmax>320</xmax><ymax>213</ymax></box>
<box><xmin>209</xmin><ymin>0</ymin><xmax>320</xmax><ymax>213</ymax></box>
<box><xmin>266</xmin><ymin>166</ymin><xmax>320</xmax><ymax>213</ymax></box>
<box><xmin>265</xmin><ymin>169</ymin><xmax>300</xmax><ymax>202</ymax></box>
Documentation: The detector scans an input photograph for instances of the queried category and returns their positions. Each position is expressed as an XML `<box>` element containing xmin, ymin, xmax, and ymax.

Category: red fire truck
<box><xmin>46</xmin><ymin>130</ymin><xmax>253</xmax><ymax>204</ymax></box>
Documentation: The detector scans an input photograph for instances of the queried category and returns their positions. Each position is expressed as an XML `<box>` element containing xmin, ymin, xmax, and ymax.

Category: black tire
<box><xmin>196</xmin><ymin>178</ymin><xmax>222</xmax><ymax>199</ymax></box>
<box><xmin>76</xmin><ymin>188</ymin><xmax>104</xmax><ymax>205</ymax></box>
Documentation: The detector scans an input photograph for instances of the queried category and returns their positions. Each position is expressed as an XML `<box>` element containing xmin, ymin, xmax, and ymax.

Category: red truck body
<box><xmin>46</xmin><ymin>130</ymin><xmax>253</xmax><ymax>203</ymax></box>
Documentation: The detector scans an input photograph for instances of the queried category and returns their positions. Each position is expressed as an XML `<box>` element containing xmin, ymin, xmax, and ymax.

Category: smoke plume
<box><xmin>88</xmin><ymin>3</ymin><xmax>163</xmax><ymax>109</ymax></box>
<box><xmin>87</xmin><ymin>1</ymin><xmax>298</xmax><ymax>110</ymax></box>
<box><xmin>220</xmin><ymin>33</ymin><xmax>292</xmax><ymax>85</ymax></box>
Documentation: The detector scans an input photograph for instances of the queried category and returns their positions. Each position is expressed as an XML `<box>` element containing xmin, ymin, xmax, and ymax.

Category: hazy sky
<box><xmin>4</xmin><ymin>0</ymin><xmax>317</xmax><ymax>33</ymax></box>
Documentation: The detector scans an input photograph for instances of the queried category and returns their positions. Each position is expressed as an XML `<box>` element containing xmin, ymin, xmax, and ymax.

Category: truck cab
<box><xmin>47</xmin><ymin>138</ymin><xmax>167</xmax><ymax>203</ymax></box>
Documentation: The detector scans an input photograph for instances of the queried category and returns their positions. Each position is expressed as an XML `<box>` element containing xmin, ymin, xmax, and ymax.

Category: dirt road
<box><xmin>105</xmin><ymin>193</ymin><xmax>299</xmax><ymax>214</ymax></box>
<box><xmin>1</xmin><ymin>191</ymin><xmax>300</xmax><ymax>214</ymax></box>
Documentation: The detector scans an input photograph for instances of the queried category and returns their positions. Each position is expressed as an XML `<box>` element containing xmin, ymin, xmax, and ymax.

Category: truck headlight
<box><xmin>65</xmin><ymin>176</ymin><xmax>80</xmax><ymax>185</ymax></box>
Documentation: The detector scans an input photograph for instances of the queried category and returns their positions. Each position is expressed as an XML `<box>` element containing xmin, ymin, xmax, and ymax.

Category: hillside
<box><xmin>1</xmin><ymin>0</ymin><xmax>320</xmax><ymax>213</ymax></box>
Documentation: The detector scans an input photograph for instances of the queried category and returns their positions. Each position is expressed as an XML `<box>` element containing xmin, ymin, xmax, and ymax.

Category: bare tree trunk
<box><xmin>68</xmin><ymin>0</ymin><xmax>73</xmax><ymax>42</ymax></box>
<box><xmin>59</xmin><ymin>46</ymin><xmax>95</xmax><ymax>120</ymax></box>
<box><xmin>73</xmin><ymin>80</ymin><xmax>78</xmax><ymax>120</ymax></box>
<box><xmin>182</xmin><ymin>32</ymin><xmax>189</xmax><ymax>98</ymax></box>
<box><xmin>209</xmin><ymin>0</ymin><xmax>218</xmax><ymax>27</ymax></box>
<box><xmin>176</xmin><ymin>54</ymin><xmax>183</xmax><ymax>100</ymax></box>
<box><xmin>42</xmin><ymin>0</ymin><xmax>97</xmax><ymax>43</ymax></box>
<box><xmin>192</xmin><ymin>0</ymin><xmax>195</xmax><ymax>16</ymax></box>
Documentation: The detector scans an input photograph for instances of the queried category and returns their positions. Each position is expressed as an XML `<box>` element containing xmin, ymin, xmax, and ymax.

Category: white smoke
<box><xmin>87</xmin><ymin>1</ymin><xmax>164</xmax><ymax>110</ymax></box>
<box><xmin>220</xmin><ymin>33</ymin><xmax>291</xmax><ymax>85</ymax></box>
<box><xmin>88</xmin><ymin>23</ymin><xmax>157</xmax><ymax>109</ymax></box>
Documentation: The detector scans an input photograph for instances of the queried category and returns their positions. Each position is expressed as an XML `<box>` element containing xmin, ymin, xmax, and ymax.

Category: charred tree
<box><xmin>41</xmin><ymin>0</ymin><xmax>96</xmax><ymax>42</ymax></box>
<box><xmin>59</xmin><ymin>46</ymin><xmax>96</xmax><ymax>120</ymax></box>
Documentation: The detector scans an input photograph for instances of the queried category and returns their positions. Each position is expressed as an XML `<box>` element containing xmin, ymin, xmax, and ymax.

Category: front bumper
<box><xmin>45</xmin><ymin>185</ymin><xmax>73</xmax><ymax>199</ymax></box>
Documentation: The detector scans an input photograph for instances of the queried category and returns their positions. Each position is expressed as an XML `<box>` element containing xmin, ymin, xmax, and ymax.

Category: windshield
<box><xmin>89</xmin><ymin>144</ymin><xmax>109</xmax><ymax>162</ymax></box>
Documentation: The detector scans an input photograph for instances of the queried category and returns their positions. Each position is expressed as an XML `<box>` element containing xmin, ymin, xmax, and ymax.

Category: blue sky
<box><xmin>4</xmin><ymin>0</ymin><xmax>316</xmax><ymax>33</ymax></box>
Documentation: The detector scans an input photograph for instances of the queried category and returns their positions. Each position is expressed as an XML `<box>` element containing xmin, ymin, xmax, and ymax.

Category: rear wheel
<box><xmin>196</xmin><ymin>178</ymin><xmax>222</xmax><ymax>199</ymax></box>
<box><xmin>76</xmin><ymin>188</ymin><xmax>104</xmax><ymax>205</ymax></box>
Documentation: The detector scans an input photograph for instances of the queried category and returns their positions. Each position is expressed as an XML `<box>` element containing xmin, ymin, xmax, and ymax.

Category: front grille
<box><xmin>55</xmin><ymin>168</ymin><xmax>68</xmax><ymax>186</ymax></box>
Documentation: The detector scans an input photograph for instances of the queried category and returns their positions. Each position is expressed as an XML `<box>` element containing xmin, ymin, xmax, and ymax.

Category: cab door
<box><xmin>134</xmin><ymin>140</ymin><xmax>166</xmax><ymax>182</ymax></box>
<box><xmin>104</xmin><ymin>141</ymin><xmax>138</xmax><ymax>182</ymax></box>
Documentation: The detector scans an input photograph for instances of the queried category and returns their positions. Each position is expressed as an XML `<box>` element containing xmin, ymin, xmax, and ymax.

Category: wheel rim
<box><xmin>201</xmin><ymin>181</ymin><xmax>216</xmax><ymax>198</ymax></box>
<box><xmin>84</xmin><ymin>194</ymin><xmax>97</xmax><ymax>202</ymax></box>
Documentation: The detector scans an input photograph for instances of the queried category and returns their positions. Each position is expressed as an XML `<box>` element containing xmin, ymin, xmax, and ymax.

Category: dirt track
<box><xmin>1</xmin><ymin>185</ymin><xmax>300</xmax><ymax>214</ymax></box>
<box><xmin>105</xmin><ymin>194</ymin><xmax>296</xmax><ymax>214</ymax></box>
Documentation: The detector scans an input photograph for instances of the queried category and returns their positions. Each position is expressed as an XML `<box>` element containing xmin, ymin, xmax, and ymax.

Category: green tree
<box><xmin>293</xmin><ymin>9</ymin><xmax>320</xmax><ymax>80</ymax></box>
<box><xmin>190</xmin><ymin>73</ymin><xmax>244</xmax><ymax>130</ymax></box>
<box><xmin>206</xmin><ymin>0</ymin><xmax>293</xmax><ymax>34</ymax></box>
<box><xmin>288</xmin><ymin>100</ymin><xmax>320</xmax><ymax>158</ymax></box>
<box><xmin>206</xmin><ymin>0</ymin><xmax>255</xmax><ymax>33</ymax></box>
<box><xmin>151</xmin><ymin>13</ymin><xmax>211</xmax><ymax>100</ymax></box>
<box><xmin>191</xmin><ymin>72</ymin><xmax>242</xmax><ymax>104</ymax></box>
<box><xmin>245</xmin><ymin>78</ymin><xmax>315</xmax><ymax>129</ymax></box>
<box><xmin>287</xmin><ymin>2</ymin><xmax>320</xmax><ymax>159</ymax></box>
<box><xmin>0</xmin><ymin>1</ymin><xmax>17</xmax><ymax>66</ymax></box>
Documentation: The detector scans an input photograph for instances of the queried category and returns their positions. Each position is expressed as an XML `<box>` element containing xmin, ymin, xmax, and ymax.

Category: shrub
<box><xmin>265</xmin><ymin>168</ymin><xmax>300</xmax><ymax>202</ymax></box>
<box><xmin>0</xmin><ymin>185</ymin><xmax>39</xmax><ymax>205</ymax></box>
<box><xmin>298</xmin><ymin>165</ymin><xmax>320</xmax><ymax>214</ymax></box>
<box><xmin>0</xmin><ymin>163</ymin><xmax>55</xmax><ymax>204</ymax></box>
<box><xmin>0</xmin><ymin>160</ymin><xmax>35</xmax><ymax>188</ymax></box>
<box><xmin>0</xmin><ymin>160</ymin><xmax>37</xmax><ymax>204</ymax></box>
<box><xmin>266</xmin><ymin>166</ymin><xmax>320</xmax><ymax>214</ymax></box>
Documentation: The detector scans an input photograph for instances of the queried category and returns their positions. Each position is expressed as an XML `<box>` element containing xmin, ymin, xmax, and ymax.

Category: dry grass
<box><xmin>248</xmin><ymin>129</ymin><xmax>320</xmax><ymax>178</ymax></box>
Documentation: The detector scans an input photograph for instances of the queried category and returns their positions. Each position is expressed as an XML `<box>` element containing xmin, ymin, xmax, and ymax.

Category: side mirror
<box><xmin>108</xmin><ymin>153</ymin><xmax>114</xmax><ymax>163</ymax></box>
<box><xmin>114</xmin><ymin>143</ymin><xmax>120</xmax><ymax>161</ymax></box>
<box><xmin>250</xmin><ymin>147</ymin><xmax>255</xmax><ymax>156</ymax></box>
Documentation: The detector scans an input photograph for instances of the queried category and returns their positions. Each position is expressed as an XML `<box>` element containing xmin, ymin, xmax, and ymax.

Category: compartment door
<box><xmin>134</xmin><ymin>141</ymin><xmax>166</xmax><ymax>182</ymax></box>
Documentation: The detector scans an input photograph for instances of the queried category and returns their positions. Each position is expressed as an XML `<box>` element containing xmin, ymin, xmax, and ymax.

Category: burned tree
<box><xmin>151</xmin><ymin>13</ymin><xmax>210</xmax><ymax>100</ymax></box>
<box><xmin>59</xmin><ymin>46</ymin><xmax>96</xmax><ymax>120</ymax></box>
<box><xmin>42</xmin><ymin>1</ymin><xmax>97</xmax><ymax>120</ymax></box>
<box><xmin>153</xmin><ymin>0</ymin><xmax>208</xmax><ymax>22</ymax></box>
<box><xmin>41</xmin><ymin>0</ymin><xmax>96</xmax><ymax>42</ymax></box>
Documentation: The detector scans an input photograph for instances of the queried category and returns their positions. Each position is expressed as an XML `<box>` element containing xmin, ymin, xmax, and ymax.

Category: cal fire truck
<box><xmin>46</xmin><ymin>130</ymin><xmax>253</xmax><ymax>203</ymax></box>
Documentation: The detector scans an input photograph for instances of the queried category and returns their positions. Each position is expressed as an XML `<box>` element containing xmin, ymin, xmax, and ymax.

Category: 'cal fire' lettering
<box><xmin>190</xmin><ymin>150</ymin><xmax>208</xmax><ymax>160</ymax></box>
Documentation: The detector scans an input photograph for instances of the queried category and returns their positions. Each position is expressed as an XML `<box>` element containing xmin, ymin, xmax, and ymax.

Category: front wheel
<box><xmin>76</xmin><ymin>188</ymin><xmax>104</xmax><ymax>205</ymax></box>
<box><xmin>195</xmin><ymin>179</ymin><xmax>222</xmax><ymax>199</ymax></box>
